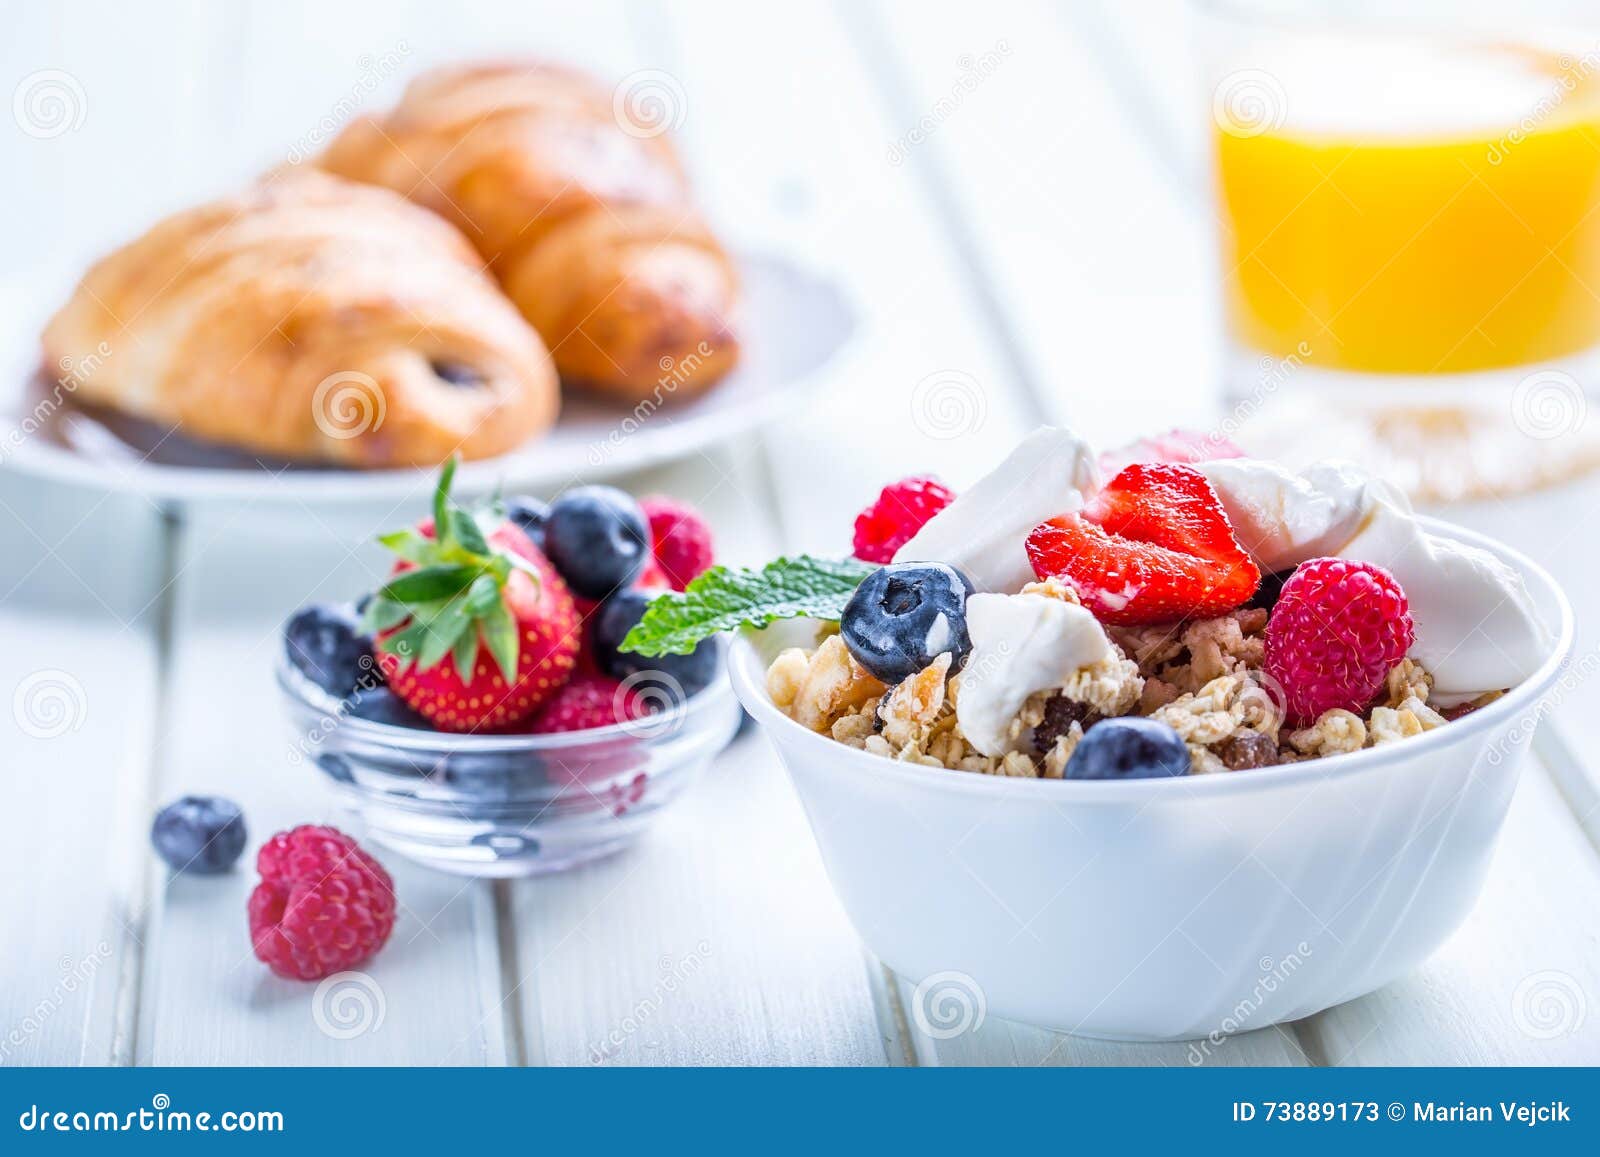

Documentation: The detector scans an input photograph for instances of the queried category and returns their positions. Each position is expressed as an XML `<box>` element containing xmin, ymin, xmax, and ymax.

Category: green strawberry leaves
<box><xmin>360</xmin><ymin>456</ymin><xmax>535</xmax><ymax>680</ymax></box>
<box><xmin>618</xmin><ymin>555</ymin><xmax>878</xmax><ymax>656</ymax></box>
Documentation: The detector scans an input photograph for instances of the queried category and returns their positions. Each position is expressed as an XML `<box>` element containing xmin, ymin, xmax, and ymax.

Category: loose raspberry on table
<box><xmin>528</xmin><ymin>674</ymin><xmax>647</xmax><ymax>733</ymax></box>
<box><xmin>248</xmin><ymin>825</ymin><xmax>396</xmax><ymax>981</ymax></box>
<box><xmin>852</xmin><ymin>476</ymin><xmax>955</xmax><ymax>564</ymax></box>
<box><xmin>640</xmin><ymin>496</ymin><xmax>714</xmax><ymax>591</ymax></box>
<box><xmin>1264</xmin><ymin>558</ymin><xmax>1414</xmax><ymax>726</ymax></box>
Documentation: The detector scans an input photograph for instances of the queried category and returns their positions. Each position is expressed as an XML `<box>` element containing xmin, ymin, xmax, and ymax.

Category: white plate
<box><xmin>0</xmin><ymin>252</ymin><xmax>855</xmax><ymax>505</ymax></box>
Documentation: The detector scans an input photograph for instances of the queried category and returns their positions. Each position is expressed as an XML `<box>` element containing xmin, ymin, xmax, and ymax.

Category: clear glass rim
<box><xmin>276</xmin><ymin>638</ymin><xmax>735</xmax><ymax>754</ymax></box>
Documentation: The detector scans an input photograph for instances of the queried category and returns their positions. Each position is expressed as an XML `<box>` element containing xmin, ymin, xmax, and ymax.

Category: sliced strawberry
<box><xmin>1026</xmin><ymin>463</ymin><xmax>1258</xmax><ymax>625</ymax></box>
<box><xmin>1085</xmin><ymin>463</ymin><xmax>1248</xmax><ymax>563</ymax></box>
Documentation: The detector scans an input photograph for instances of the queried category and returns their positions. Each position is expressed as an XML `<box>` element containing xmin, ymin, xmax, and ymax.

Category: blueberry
<box><xmin>543</xmin><ymin>486</ymin><xmax>649</xmax><ymax>598</ymax></box>
<box><xmin>506</xmin><ymin>497</ymin><xmax>550</xmax><ymax>551</ymax></box>
<box><xmin>151</xmin><ymin>796</ymin><xmax>247</xmax><ymax>874</ymax></box>
<box><xmin>1063</xmin><ymin>717</ymin><xmax>1190</xmax><ymax>780</ymax></box>
<box><xmin>839</xmin><ymin>563</ymin><xmax>973</xmax><ymax>684</ymax></box>
<box><xmin>437</xmin><ymin>751</ymin><xmax>550</xmax><ymax>801</ymax></box>
<box><xmin>591</xmin><ymin>589</ymin><xmax>719</xmax><ymax>697</ymax></box>
<box><xmin>346</xmin><ymin>685</ymin><xmax>429</xmax><ymax>729</ymax></box>
<box><xmin>284</xmin><ymin>602</ymin><xmax>376</xmax><ymax>698</ymax></box>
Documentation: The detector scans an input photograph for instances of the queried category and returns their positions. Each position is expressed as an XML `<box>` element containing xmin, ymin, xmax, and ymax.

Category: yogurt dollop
<box><xmin>1201</xmin><ymin>458</ymin><xmax>1551</xmax><ymax>697</ymax></box>
<box><xmin>956</xmin><ymin>592</ymin><xmax>1112</xmax><ymax>757</ymax></box>
<box><xmin>895</xmin><ymin>426</ymin><xmax>1097</xmax><ymax>593</ymax></box>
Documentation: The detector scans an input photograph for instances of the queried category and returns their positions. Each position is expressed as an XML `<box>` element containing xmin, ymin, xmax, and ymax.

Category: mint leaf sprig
<box><xmin>619</xmin><ymin>555</ymin><xmax>878</xmax><ymax>657</ymax></box>
<box><xmin>359</xmin><ymin>457</ymin><xmax>537</xmax><ymax>680</ymax></box>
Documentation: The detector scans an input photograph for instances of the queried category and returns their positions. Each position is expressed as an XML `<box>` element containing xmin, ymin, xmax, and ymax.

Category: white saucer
<box><xmin>0</xmin><ymin>252</ymin><xmax>855</xmax><ymax>505</ymax></box>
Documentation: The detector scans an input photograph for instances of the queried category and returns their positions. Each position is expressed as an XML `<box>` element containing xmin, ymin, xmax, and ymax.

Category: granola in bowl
<box><xmin>620</xmin><ymin>426</ymin><xmax>1548</xmax><ymax>781</ymax></box>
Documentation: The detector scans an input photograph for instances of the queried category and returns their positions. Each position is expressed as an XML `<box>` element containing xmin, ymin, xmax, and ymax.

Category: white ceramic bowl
<box><xmin>730</xmin><ymin>520</ymin><xmax>1573</xmax><ymax>1040</ymax></box>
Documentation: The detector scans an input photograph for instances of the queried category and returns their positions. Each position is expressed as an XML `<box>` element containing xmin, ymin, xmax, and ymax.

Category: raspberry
<box><xmin>1264</xmin><ymin>558</ymin><xmax>1414</xmax><ymax>726</ymax></box>
<box><xmin>636</xmin><ymin>557</ymin><xmax>673</xmax><ymax>591</ymax></box>
<box><xmin>640</xmin><ymin>496</ymin><xmax>714</xmax><ymax>591</ymax></box>
<box><xmin>248</xmin><ymin>826</ymin><xmax>396</xmax><ymax>981</ymax></box>
<box><xmin>852</xmin><ymin>476</ymin><xmax>955</xmax><ymax>564</ymax></box>
<box><xmin>528</xmin><ymin>674</ymin><xmax>646</xmax><ymax>733</ymax></box>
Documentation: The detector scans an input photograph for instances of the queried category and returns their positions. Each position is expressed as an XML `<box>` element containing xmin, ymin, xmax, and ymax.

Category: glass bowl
<box><xmin>276</xmin><ymin>645</ymin><xmax>740</xmax><ymax>877</ymax></box>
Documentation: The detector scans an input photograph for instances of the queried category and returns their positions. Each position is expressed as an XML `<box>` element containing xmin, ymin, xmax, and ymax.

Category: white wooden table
<box><xmin>4</xmin><ymin>0</ymin><xmax>1600</xmax><ymax>1067</ymax></box>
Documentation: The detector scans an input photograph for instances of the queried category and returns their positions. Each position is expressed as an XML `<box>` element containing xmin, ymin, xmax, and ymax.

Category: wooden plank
<box><xmin>1301</xmin><ymin>760</ymin><xmax>1600</xmax><ymax>1065</ymax></box>
<box><xmin>0</xmin><ymin>475</ymin><xmax>165</xmax><ymax>1065</ymax></box>
<box><xmin>660</xmin><ymin>0</ymin><xmax>1041</xmax><ymax>554</ymax></box>
<box><xmin>135</xmin><ymin>503</ymin><xmax>508</xmax><ymax>1066</ymax></box>
<box><xmin>508</xmin><ymin>446</ymin><xmax>889</xmax><ymax>1065</ymax></box>
<box><xmin>856</xmin><ymin>0</ymin><xmax>1217</xmax><ymax>447</ymax></box>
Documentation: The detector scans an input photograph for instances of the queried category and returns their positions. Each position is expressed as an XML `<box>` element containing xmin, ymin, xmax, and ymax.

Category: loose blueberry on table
<box><xmin>151</xmin><ymin>795</ymin><xmax>248</xmax><ymax>874</ymax></box>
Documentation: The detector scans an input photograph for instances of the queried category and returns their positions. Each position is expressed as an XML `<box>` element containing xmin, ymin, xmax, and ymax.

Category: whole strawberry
<box><xmin>363</xmin><ymin>459</ymin><xmax>580</xmax><ymax>732</ymax></box>
<box><xmin>248</xmin><ymin>825</ymin><xmax>395</xmax><ymax>981</ymax></box>
<box><xmin>1265</xmin><ymin>557</ymin><xmax>1414</xmax><ymax>726</ymax></box>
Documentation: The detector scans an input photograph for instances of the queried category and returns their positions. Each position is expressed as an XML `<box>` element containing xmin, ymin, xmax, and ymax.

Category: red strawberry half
<box><xmin>363</xmin><ymin>459</ymin><xmax>580</xmax><ymax>732</ymax></box>
<box><xmin>1025</xmin><ymin>463</ymin><xmax>1259</xmax><ymax>625</ymax></box>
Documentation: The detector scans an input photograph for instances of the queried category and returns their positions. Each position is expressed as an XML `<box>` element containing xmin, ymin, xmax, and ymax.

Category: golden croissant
<box><xmin>320</xmin><ymin>61</ymin><xmax>740</xmax><ymax>401</ymax></box>
<box><xmin>41</xmin><ymin>171</ymin><xmax>559</xmax><ymax>467</ymax></box>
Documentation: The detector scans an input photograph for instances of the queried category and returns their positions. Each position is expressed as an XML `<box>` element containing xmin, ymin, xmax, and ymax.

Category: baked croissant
<box><xmin>319</xmin><ymin>61</ymin><xmax>740</xmax><ymax>401</ymax></box>
<box><xmin>42</xmin><ymin>171</ymin><xmax>559</xmax><ymax>466</ymax></box>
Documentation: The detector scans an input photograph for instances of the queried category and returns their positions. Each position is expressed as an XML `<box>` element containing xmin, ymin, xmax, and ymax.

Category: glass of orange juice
<box><xmin>1202</xmin><ymin>2</ymin><xmax>1600</xmax><ymax>501</ymax></box>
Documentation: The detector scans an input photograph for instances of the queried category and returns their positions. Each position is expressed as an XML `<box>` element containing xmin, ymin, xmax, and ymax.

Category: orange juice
<box><xmin>1216</xmin><ymin>39</ymin><xmax>1600</xmax><ymax>374</ymax></box>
